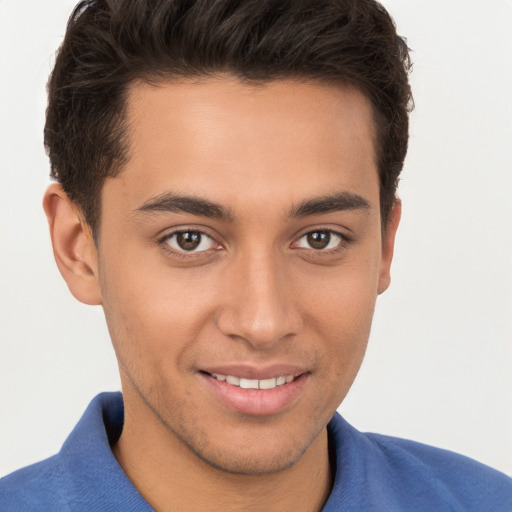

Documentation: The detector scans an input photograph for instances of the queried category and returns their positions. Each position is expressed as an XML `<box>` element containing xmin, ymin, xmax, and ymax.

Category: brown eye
<box><xmin>177</xmin><ymin>232</ymin><xmax>201</xmax><ymax>250</ymax></box>
<box><xmin>165</xmin><ymin>231</ymin><xmax>215</xmax><ymax>252</ymax></box>
<box><xmin>306</xmin><ymin>231</ymin><xmax>331</xmax><ymax>249</ymax></box>
<box><xmin>295</xmin><ymin>230</ymin><xmax>345</xmax><ymax>251</ymax></box>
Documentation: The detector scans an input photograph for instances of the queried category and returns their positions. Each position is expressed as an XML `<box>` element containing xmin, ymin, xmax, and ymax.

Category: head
<box><xmin>43</xmin><ymin>0</ymin><xmax>411</xmax><ymax>479</ymax></box>
<box><xmin>45</xmin><ymin>0</ymin><xmax>412</xmax><ymax>237</ymax></box>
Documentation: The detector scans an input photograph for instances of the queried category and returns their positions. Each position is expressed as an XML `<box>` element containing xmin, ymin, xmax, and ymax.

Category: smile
<box><xmin>209</xmin><ymin>373</ymin><xmax>295</xmax><ymax>389</ymax></box>
<box><xmin>202</xmin><ymin>370</ymin><xmax>308</xmax><ymax>416</ymax></box>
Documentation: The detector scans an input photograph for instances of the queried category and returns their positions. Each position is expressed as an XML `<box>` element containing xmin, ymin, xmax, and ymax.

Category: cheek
<box><xmin>298</xmin><ymin>258</ymin><xmax>379</xmax><ymax>379</ymax></box>
<box><xmin>98</xmin><ymin>249</ymin><xmax>218</xmax><ymax>367</ymax></box>
<box><xmin>299</xmin><ymin>252</ymin><xmax>379</xmax><ymax>331</ymax></box>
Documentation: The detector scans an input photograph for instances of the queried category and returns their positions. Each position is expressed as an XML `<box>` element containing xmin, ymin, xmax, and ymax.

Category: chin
<box><xmin>175</xmin><ymin>418</ymin><xmax>327</xmax><ymax>476</ymax></box>
<box><xmin>189</xmin><ymin>442</ymin><xmax>307</xmax><ymax>476</ymax></box>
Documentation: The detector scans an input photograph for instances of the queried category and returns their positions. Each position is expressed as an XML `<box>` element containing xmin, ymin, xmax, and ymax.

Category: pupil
<box><xmin>177</xmin><ymin>232</ymin><xmax>201</xmax><ymax>251</ymax></box>
<box><xmin>307</xmin><ymin>231</ymin><xmax>330</xmax><ymax>249</ymax></box>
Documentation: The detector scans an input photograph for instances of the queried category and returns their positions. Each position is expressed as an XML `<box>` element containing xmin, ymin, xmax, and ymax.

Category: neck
<box><xmin>113</xmin><ymin>389</ymin><xmax>333</xmax><ymax>512</ymax></box>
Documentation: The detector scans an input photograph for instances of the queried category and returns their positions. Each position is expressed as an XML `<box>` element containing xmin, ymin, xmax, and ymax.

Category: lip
<box><xmin>200</xmin><ymin>364</ymin><xmax>306</xmax><ymax>380</ymax></box>
<box><xmin>199</xmin><ymin>365</ymin><xmax>310</xmax><ymax>416</ymax></box>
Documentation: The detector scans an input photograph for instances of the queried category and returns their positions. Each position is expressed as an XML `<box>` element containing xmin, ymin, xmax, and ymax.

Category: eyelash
<box><xmin>293</xmin><ymin>229</ymin><xmax>352</xmax><ymax>255</ymax></box>
<box><xmin>158</xmin><ymin>227</ymin><xmax>352</xmax><ymax>259</ymax></box>
<box><xmin>159</xmin><ymin>229</ymin><xmax>220</xmax><ymax>259</ymax></box>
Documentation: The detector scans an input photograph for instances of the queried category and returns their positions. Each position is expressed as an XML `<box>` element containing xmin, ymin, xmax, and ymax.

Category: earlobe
<box><xmin>378</xmin><ymin>199</ymin><xmax>401</xmax><ymax>295</ymax></box>
<box><xmin>43</xmin><ymin>183</ymin><xmax>102</xmax><ymax>305</ymax></box>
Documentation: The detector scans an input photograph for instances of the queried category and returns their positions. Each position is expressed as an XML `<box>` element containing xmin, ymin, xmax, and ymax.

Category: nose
<box><xmin>215</xmin><ymin>250</ymin><xmax>302</xmax><ymax>349</ymax></box>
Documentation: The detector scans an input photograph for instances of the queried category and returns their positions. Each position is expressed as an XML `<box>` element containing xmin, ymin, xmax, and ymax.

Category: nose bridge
<box><xmin>216</xmin><ymin>245</ymin><xmax>300</xmax><ymax>347</ymax></box>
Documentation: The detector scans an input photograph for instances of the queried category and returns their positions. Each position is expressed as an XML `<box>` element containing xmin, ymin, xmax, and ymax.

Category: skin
<box><xmin>44</xmin><ymin>77</ymin><xmax>400</xmax><ymax>512</ymax></box>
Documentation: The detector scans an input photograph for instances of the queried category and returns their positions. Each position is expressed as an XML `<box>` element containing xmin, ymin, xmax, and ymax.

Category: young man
<box><xmin>1</xmin><ymin>0</ymin><xmax>511</xmax><ymax>510</ymax></box>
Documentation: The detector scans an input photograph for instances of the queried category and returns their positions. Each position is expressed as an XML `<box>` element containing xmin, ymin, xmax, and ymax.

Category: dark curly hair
<box><xmin>45</xmin><ymin>0</ymin><xmax>412</xmax><ymax>235</ymax></box>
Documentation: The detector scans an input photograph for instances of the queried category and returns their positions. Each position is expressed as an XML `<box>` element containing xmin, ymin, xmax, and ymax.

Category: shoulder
<box><xmin>326</xmin><ymin>413</ymin><xmax>512</xmax><ymax>511</ymax></box>
<box><xmin>367</xmin><ymin>432</ymin><xmax>512</xmax><ymax>506</ymax></box>
<box><xmin>0</xmin><ymin>455</ymin><xmax>70</xmax><ymax>511</ymax></box>
<box><xmin>0</xmin><ymin>392</ymin><xmax>141</xmax><ymax>512</ymax></box>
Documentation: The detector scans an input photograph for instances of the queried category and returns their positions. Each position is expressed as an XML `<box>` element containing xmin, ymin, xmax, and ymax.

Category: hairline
<box><xmin>88</xmin><ymin>72</ymin><xmax>392</xmax><ymax>245</ymax></box>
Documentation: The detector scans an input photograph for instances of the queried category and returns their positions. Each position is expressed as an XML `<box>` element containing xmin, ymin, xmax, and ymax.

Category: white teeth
<box><xmin>211</xmin><ymin>373</ymin><xmax>296</xmax><ymax>389</ymax></box>
<box><xmin>225</xmin><ymin>375</ymin><xmax>240</xmax><ymax>386</ymax></box>
<box><xmin>240</xmin><ymin>378</ymin><xmax>259</xmax><ymax>389</ymax></box>
<box><xmin>259</xmin><ymin>377</ymin><xmax>277</xmax><ymax>389</ymax></box>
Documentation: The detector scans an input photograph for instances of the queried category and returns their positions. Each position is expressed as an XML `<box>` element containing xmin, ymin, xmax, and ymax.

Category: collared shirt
<box><xmin>1</xmin><ymin>392</ymin><xmax>511</xmax><ymax>511</ymax></box>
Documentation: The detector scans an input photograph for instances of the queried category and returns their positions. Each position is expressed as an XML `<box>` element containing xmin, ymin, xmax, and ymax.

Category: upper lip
<box><xmin>199</xmin><ymin>364</ymin><xmax>308</xmax><ymax>380</ymax></box>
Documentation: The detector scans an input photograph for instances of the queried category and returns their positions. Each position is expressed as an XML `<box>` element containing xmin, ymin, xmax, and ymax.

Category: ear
<box><xmin>43</xmin><ymin>183</ymin><xmax>102</xmax><ymax>305</ymax></box>
<box><xmin>378</xmin><ymin>199</ymin><xmax>401</xmax><ymax>295</ymax></box>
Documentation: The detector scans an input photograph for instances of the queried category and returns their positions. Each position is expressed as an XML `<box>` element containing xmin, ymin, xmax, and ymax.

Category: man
<box><xmin>0</xmin><ymin>0</ymin><xmax>511</xmax><ymax>510</ymax></box>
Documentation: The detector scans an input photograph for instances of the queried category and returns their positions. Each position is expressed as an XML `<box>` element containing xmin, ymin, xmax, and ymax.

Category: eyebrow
<box><xmin>136</xmin><ymin>193</ymin><xmax>235</xmax><ymax>221</ymax></box>
<box><xmin>289</xmin><ymin>191</ymin><xmax>371</xmax><ymax>218</ymax></box>
<box><xmin>135</xmin><ymin>190</ymin><xmax>371</xmax><ymax>221</ymax></box>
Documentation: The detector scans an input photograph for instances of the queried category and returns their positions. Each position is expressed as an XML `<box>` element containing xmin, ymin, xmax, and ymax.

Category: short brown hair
<box><xmin>45</xmin><ymin>0</ymin><xmax>412</xmax><ymax>235</ymax></box>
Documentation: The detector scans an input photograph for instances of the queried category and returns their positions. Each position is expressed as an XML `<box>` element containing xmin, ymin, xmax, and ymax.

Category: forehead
<box><xmin>105</xmin><ymin>76</ymin><xmax>379</xmax><ymax>218</ymax></box>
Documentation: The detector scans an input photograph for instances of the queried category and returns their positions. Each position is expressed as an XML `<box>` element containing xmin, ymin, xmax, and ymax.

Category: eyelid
<box><xmin>156</xmin><ymin>225</ymin><xmax>352</xmax><ymax>259</ymax></box>
<box><xmin>291</xmin><ymin>228</ymin><xmax>353</xmax><ymax>252</ymax></box>
<box><xmin>158</xmin><ymin>226</ymin><xmax>223</xmax><ymax>256</ymax></box>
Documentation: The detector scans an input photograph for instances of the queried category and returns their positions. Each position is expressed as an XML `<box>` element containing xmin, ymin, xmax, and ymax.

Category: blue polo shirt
<box><xmin>1</xmin><ymin>392</ymin><xmax>511</xmax><ymax>511</ymax></box>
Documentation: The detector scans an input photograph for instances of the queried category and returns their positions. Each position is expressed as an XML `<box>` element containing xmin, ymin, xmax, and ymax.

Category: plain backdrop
<box><xmin>1</xmin><ymin>0</ymin><xmax>511</xmax><ymax>477</ymax></box>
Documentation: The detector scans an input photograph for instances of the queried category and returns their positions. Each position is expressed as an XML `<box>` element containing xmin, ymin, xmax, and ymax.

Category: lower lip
<box><xmin>201</xmin><ymin>373</ymin><xmax>309</xmax><ymax>416</ymax></box>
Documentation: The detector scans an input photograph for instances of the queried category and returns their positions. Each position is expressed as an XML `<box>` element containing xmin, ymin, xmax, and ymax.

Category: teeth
<box><xmin>259</xmin><ymin>377</ymin><xmax>277</xmax><ymax>390</ymax></box>
<box><xmin>211</xmin><ymin>373</ymin><xmax>295</xmax><ymax>389</ymax></box>
<box><xmin>240</xmin><ymin>378</ymin><xmax>259</xmax><ymax>389</ymax></box>
<box><xmin>225</xmin><ymin>375</ymin><xmax>240</xmax><ymax>386</ymax></box>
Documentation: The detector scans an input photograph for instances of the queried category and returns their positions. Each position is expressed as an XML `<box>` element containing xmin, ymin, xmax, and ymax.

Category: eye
<box><xmin>164</xmin><ymin>230</ymin><xmax>216</xmax><ymax>253</ymax></box>
<box><xmin>294</xmin><ymin>230</ymin><xmax>345</xmax><ymax>251</ymax></box>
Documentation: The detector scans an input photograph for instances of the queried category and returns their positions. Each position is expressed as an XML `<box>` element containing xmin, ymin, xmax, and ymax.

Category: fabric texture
<box><xmin>1</xmin><ymin>392</ymin><xmax>511</xmax><ymax>511</ymax></box>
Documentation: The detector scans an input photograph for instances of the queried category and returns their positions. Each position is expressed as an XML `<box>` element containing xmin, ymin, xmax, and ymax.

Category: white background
<box><xmin>1</xmin><ymin>0</ymin><xmax>511</xmax><ymax>477</ymax></box>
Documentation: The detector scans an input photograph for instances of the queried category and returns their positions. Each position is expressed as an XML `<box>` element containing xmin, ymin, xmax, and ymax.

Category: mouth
<box><xmin>199</xmin><ymin>368</ymin><xmax>309</xmax><ymax>416</ymax></box>
<box><xmin>204</xmin><ymin>372</ymin><xmax>296</xmax><ymax>390</ymax></box>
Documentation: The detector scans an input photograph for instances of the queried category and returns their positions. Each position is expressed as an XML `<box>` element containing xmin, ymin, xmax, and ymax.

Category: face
<box><xmin>94</xmin><ymin>77</ymin><xmax>398</xmax><ymax>475</ymax></box>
